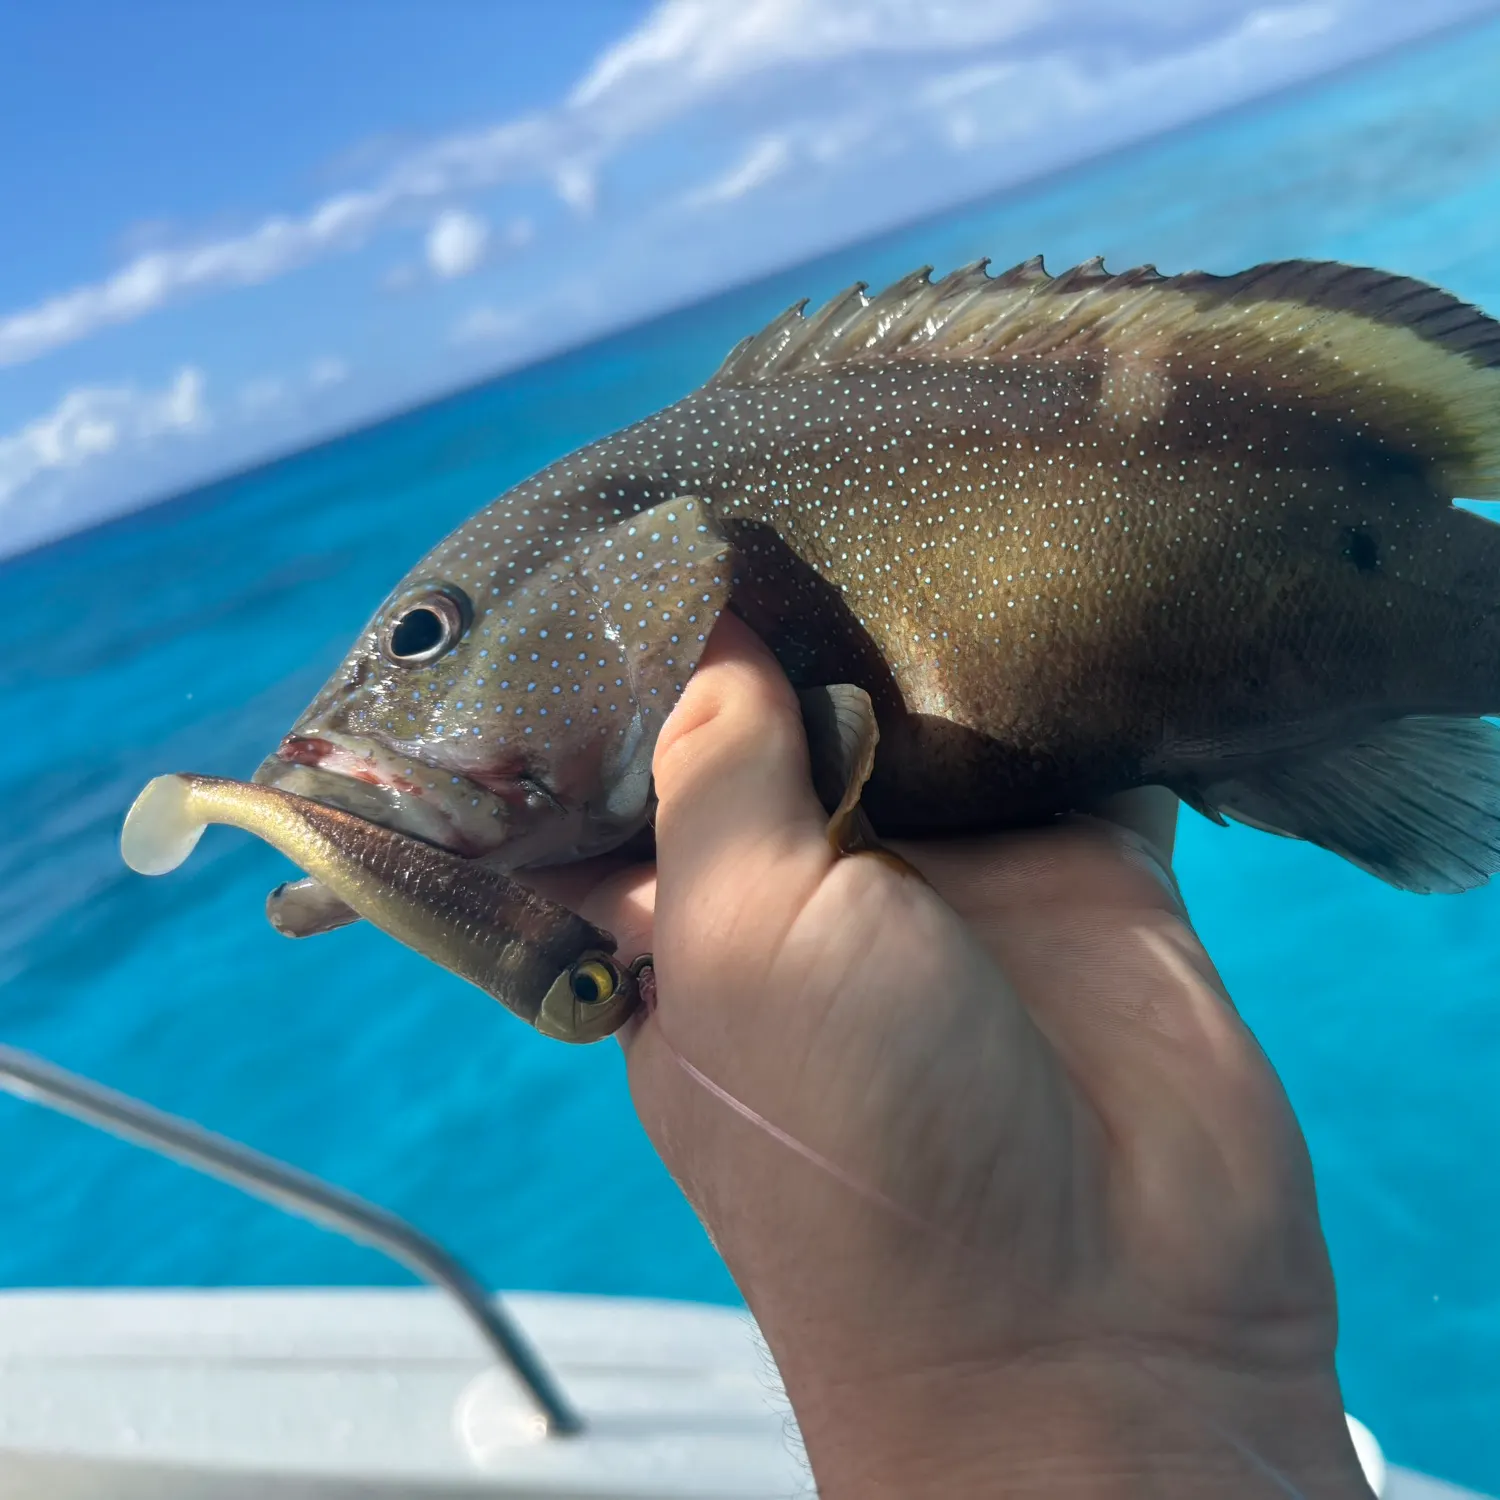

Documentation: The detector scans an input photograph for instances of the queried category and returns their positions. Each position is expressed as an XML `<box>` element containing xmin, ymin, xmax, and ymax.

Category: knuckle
<box><xmin>653</xmin><ymin>661</ymin><xmax>803</xmax><ymax>796</ymax></box>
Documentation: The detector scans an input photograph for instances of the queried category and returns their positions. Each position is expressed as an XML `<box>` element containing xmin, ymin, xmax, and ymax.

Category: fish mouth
<box><xmin>252</xmin><ymin>732</ymin><xmax>514</xmax><ymax>858</ymax></box>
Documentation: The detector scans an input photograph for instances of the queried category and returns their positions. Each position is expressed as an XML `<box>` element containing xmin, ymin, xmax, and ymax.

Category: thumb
<box><xmin>649</xmin><ymin>612</ymin><xmax>831</xmax><ymax>968</ymax></box>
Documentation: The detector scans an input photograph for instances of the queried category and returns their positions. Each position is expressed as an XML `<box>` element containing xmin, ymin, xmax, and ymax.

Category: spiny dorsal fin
<box><xmin>706</xmin><ymin>256</ymin><xmax>1500</xmax><ymax>497</ymax></box>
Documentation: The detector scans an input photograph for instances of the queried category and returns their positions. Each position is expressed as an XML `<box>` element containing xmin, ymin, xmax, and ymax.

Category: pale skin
<box><xmin>534</xmin><ymin>614</ymin><xmax>1374</xmax><ymax>1498</ymax></box>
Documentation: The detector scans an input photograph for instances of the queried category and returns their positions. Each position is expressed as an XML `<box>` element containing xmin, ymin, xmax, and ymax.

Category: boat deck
<box><xmin>0</xmin><ymin>1289</ymin><xmax>1486</xmax><ymax>1499</ymax></box>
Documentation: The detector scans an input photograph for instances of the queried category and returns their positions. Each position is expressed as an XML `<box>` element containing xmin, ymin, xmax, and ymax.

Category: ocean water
<box><xmin>3</xmin><ymin>14</ymin><xmax>1500</xmax><ymax>1492</ymax></box>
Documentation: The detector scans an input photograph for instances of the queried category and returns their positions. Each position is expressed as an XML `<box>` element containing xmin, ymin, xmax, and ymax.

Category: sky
<box><xmin>3</xmin><ymin>0</ymin><xmax>1499</xmax><ymax>559</ymax></box>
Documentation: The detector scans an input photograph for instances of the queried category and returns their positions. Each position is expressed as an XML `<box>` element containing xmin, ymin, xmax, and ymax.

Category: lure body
<box><xmin>121</xmin><ymin>775</ymin><xmax>638</xmax><ymax>1041</ymax></box>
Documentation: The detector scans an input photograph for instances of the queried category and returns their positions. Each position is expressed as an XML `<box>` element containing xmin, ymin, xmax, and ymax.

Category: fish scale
<box><xmin>250</xmin><ymin>255</ymin><xmax>1500</xmax><ymax>919</ymax></box>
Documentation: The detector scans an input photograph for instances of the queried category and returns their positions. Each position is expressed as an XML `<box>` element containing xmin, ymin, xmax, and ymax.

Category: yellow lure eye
<box><xmin>570</xmin><ymin>958</ymin><xmax>618</xmax><ymax>1006</ymax></box>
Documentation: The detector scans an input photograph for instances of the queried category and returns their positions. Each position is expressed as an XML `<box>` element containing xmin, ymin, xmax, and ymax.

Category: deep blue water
<box><xmin>4</xmin><ymin>16</ymin><xmax>1500</xmax><ymax>1493</ymax></box>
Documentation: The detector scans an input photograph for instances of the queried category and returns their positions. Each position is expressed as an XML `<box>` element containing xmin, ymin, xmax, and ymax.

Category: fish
<box><xmin>245</xmin><ymin>252</ymin><xmax>1500</xmax><ymax>955</ymax></box>
<box><xmin>120</xmin><ymin>774</ymin><xmax>643</xmax><ymax>1042</ymax></box>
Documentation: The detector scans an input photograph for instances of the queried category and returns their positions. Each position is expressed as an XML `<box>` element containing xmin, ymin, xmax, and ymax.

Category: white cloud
<box><xmin>240</xmin><ymin>358</ymin><xmax>350</xmax><ymax>417</ymax></box>
<box><xmin>451</xmin><ymin>304</ymin><xmax>526</xmax><ymax>345</ymax></box>
<box><xmin>689</xmin><ymin>135</ymin><xmax>792</xmax><ymax>205</ymax></box>
<box><xmin>425</xmin><ymin>208</ymin><xmax>490</xmax><ymax>278</ymax></box>
<box><xmin>555</xmin><ymin>164</ymin><xmax>598</xmax><ymax>216</ymax></box>
<box><xmin>909</xmin><ymin>4</ymin><xmax>1343</xmax><ymax>157</ymax></box>
<box><xmin>0</xmin><ymin>0</ymin><xmax>1491</xmax><ymax>373</ymax></box>
<box><xmin>309</xmin><ymin>355</ymin><xmax>350</xmax><ymax>388</ymax></box>
<box><xmin>238</xmin><ymin>376</ymin><xmax>285</xmax><ymax>415</ymax></box>
<box><xmin>570</xmin><ymin>0</ymin><xmax>1052</xmax><ymax>108</ymax></box>
<box><xmin>0</xmin><ymin>193</ymin><xmax>389</xmax><ymax>366</ymax></box>
<box><xmin>0</xmin><ymin>368</ymin><xmax>207</xmax><ymax>513</ymax></box>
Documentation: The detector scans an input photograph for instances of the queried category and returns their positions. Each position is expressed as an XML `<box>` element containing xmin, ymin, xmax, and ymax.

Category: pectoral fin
<box><xmin>799</xmin><ymin>684</ymin><xmax>921</xmax><ymax>877</ymax></box>
<box><xmin>1183</xmin><ymin>715</ymin><xmax>1500</xmax><ymax>893</ymax></box>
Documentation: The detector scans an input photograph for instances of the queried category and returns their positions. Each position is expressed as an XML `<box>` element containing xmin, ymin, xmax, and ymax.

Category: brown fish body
<box><xmin>257</xmin><ymin>257</ymin><xmax>1500</xmax><ymax>897</ymax></box>
<box><xmin>618</xmin><ymin>362</ymin><xmax>1496</xmax><ymax>836</ymax></box>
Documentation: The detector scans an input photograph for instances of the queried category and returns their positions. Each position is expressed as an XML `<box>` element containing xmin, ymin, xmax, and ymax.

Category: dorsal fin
<box><xmin>705</xmin><ymin>257</ymin><xmax>1500</xmax><ymax>497</ymax></box>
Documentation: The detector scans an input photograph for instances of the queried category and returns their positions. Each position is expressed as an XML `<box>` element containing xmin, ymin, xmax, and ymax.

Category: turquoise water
<box><xmin>4</xmin><ymin>16</ymin><xmax>1500</xmax><ymax>1492</ymax></box>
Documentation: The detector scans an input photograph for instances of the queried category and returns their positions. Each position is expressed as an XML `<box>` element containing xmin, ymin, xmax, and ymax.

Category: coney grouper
<box><xmin>123</xmin><ymin>255</ymin><xmax>1500</xmax><ymax>1035</ymax></box>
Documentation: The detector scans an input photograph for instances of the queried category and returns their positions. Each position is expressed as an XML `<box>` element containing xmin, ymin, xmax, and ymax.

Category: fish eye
<box><xmin>570</xmin><ymin>958</ymin><xmax>618</xmax><ymax>1006</ymax></box>
<box><xmin>380</xmin><ymin>584</ymin><xmax>472</xmax><ymax>667</ymax></box>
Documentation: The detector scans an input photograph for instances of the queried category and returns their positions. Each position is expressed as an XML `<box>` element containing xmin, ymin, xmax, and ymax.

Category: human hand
<box><xmin>534</xmin><ymin>614</ymin><xmax>1372</xmax><ymax>1499</ymax></box>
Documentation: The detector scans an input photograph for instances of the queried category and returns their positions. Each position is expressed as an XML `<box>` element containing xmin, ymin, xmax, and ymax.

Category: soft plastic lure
<box><xmin>121</xmin><ymin>774</ymin><xmax>644</xmax><ymax>1043</ymax></box>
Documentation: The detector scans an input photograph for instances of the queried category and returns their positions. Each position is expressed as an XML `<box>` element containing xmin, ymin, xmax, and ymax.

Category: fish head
<box><xmin>254</xmin><ymin>493</ymin><xmax>733</xmax><ymax>869</ymax></box>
